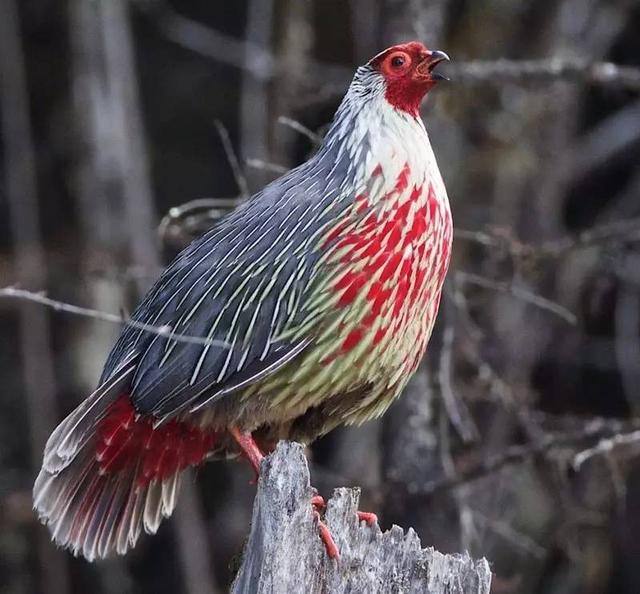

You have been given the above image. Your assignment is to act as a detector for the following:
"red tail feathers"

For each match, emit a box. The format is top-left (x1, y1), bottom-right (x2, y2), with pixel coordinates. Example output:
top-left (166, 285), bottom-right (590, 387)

top-left (96, 395), bottom-right (217, 486)
top-left (34, 386), bottom-right (217, 561)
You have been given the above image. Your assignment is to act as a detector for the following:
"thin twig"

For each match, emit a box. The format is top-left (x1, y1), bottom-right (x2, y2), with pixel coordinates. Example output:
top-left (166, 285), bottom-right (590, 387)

top-left (0, 3), bottom-right (71, 592)
top-left (450, 58), bottom-right (640, 91)
top-left (454, 228), bottom-right (503, 248)
top-left (537, 216), bottom-right (640, 257)
top-left (456, 216), bottom-right (640, 260)
top-left (136, 0), bottom-right (275, 80)
top-left (158, 197), bottom-right (238, 235)
top-left (157, 196), bottom-right (239, 248)
top-left (134, 0), bottom-right (350, 84)
top-left (438, 405), bottom-right (478, 553)
top-left (455, 271), bottom-right (577, 325)
top-left (0, 287), bottom-right (230, 348)
top-left (471, 509), bottom-right (547, 560)
top-left (452, 284), bottom-right (544, 442)
top-left (438, 298), bottom-right (479, 443)
top-left (573, 429), bottom-right (640, 470)
top-left (413, 418), bottom-right (640, 497)
top-left (214, 120), bottom-right (250, 199)
top-left (245, 158), bottom-right (289, 175)
top-left (277, 116), bottom-right (322, 145)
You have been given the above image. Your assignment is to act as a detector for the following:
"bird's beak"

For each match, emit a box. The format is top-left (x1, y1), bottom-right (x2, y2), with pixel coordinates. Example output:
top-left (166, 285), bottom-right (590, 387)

top-left (418, 49), bottom-right (450, 81)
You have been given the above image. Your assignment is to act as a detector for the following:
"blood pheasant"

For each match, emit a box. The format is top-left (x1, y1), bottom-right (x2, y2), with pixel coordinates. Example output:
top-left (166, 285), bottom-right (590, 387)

top-left (34, 42), bottom-right (452, 561)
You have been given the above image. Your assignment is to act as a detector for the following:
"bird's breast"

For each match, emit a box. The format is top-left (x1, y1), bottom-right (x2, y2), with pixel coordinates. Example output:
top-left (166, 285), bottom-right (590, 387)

top-left (235, 148), bottom-right (452, 427)
top-left (308, 159), bottom-right (452, 386)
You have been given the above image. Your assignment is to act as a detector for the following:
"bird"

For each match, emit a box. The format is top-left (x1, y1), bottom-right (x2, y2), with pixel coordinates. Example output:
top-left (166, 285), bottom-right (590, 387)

top-left (34, 41), bottom-right (452, 562)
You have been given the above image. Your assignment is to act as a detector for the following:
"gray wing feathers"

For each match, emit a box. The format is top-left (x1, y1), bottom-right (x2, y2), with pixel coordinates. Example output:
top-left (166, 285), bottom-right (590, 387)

top-left (100, 156), bottom-right (348, 420)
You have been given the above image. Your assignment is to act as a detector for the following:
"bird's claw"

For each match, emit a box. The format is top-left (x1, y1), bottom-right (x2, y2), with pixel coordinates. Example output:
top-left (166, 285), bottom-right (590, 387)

top-left (357, 510), bottom-right (378, 526)
top-left (311, 495), bottom-right (326, 511)
top-left (310, 494), bottom-right (338, 558)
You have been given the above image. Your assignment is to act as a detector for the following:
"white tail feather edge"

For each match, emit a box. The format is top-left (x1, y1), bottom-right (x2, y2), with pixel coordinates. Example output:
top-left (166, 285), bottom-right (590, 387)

top-left (33, 353), bottom-right (184, 561)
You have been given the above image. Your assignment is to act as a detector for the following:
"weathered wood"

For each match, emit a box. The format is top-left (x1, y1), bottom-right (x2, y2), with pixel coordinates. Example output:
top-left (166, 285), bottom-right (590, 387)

top-left (231, 442), bottom-right (492, 594)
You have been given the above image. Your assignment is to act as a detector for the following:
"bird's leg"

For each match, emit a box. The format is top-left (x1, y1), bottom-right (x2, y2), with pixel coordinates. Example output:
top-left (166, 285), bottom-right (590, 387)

top-left (311, 495), bottom-right (325, 510)
top-left (228, 426), bottom-right (264, 481)
top-left (309, 494), bottom-right (339, 558)
top-left (314, 510), bottom-right (339, 559)
top-left (228, 428), bottom-right (340, 559)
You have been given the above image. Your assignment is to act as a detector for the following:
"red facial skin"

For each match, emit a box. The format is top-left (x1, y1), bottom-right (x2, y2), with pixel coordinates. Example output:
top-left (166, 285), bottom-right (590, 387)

top-left (369, 42), bottom-right (444, 117)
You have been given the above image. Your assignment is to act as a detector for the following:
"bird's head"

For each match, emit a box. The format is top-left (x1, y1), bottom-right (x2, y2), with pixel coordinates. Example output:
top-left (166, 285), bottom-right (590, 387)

top-left (367, 42), bottom-right (449, 117)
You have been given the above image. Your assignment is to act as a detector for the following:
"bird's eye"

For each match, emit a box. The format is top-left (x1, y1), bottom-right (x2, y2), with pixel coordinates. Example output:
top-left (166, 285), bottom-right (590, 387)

top-left (391, 55), bottom-right (406, 68)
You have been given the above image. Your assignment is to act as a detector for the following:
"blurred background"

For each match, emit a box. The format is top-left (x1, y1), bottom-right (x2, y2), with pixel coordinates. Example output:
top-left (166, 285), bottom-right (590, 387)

top-left (1, 0), bottom-right (640, 593)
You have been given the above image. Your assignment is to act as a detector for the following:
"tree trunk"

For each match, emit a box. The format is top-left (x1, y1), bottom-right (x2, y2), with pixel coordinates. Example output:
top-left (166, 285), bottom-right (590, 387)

top-left (231, 442), bottom-right (492, 594)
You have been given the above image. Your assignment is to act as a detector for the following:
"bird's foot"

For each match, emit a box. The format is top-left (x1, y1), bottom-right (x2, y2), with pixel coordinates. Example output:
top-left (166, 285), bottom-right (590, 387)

top-left (310, 494), bottom-right (339, 559)
top-left (357, 510), bottom-right (378, 526)
top-left (227, 429), bottom-right (366, 560)
top-left (313, 493), bottom-right (378, 526)
top-left (311, 494), bottom-right (325, 511)
top-left (310, 494), bottom-right (377, 558)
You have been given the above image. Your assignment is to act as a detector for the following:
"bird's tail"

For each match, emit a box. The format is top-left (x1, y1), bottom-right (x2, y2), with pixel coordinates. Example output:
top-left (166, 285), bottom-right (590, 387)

top-left (33, 356), bottom-right (217, 561)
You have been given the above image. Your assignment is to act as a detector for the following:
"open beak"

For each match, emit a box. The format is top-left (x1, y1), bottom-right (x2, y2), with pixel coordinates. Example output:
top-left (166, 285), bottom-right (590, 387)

top-left (419, 49), bottom-right (450, 81)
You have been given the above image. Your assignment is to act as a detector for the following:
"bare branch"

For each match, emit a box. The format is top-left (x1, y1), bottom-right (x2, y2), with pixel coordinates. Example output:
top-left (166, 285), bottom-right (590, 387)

top-left (277, 116), bottom-right (322, 145)
top-left (245, 158), bottom-right (289, 175)
top-left (438, 299), bottom-right (479, 443)
top-left (158, 197), bottom-right (239, 247)
top-left (413, 417), bottom-right (640, 497)
top-left (133, 0), bottom-right (349, 84)
top-left (0, 287), bottom-right (230, 348)
top-left (456, 215), bottom-right (640, 266)
top-left (214, 120), bottom-right (250, 199)
top-left (454, 228), bottom-right (503, 248)
top-left (537, 216), bottom-right (640, 257)
top-left (573, 429), bottom-right (640, 470)
top-left (454, 271), bottom-right (578, 325)
top-left (134, 0), bottom-right (275, 80)
top-left (452, 284), bottom-right (544, 442)
top-left (450, 58), bottom-right (640, 91)
top-left (471, 508), bottom-right (547, 560)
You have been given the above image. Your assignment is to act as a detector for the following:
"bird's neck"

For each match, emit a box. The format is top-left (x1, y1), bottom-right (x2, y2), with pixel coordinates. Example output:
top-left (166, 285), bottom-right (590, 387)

top-left (318, 91), bottom-right (448, 215)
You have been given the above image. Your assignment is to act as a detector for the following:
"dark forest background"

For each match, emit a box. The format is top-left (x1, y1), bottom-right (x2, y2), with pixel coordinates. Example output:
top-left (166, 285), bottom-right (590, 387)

top-left (1, 0), bottom-right (640, 593)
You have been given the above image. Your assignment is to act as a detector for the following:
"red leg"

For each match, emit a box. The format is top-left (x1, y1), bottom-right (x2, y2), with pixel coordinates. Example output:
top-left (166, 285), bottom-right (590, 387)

top-left (228, 431), bottom-right (340, 559)
top-left (228, 426), bottom-right (264, 477)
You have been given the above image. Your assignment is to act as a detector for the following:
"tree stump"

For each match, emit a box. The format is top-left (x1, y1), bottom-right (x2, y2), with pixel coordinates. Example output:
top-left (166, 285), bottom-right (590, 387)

top-left (231, 442), bottom-right (492, 594)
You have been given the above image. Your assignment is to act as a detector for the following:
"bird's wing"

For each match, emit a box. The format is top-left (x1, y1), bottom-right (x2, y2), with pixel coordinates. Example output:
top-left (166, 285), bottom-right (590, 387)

top-left (102, 166), bottom-right (346, 420)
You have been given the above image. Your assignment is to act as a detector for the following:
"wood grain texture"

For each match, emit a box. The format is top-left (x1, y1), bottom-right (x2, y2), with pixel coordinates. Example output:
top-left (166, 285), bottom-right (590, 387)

top-left (231, 442), bottom-right (492, 594)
